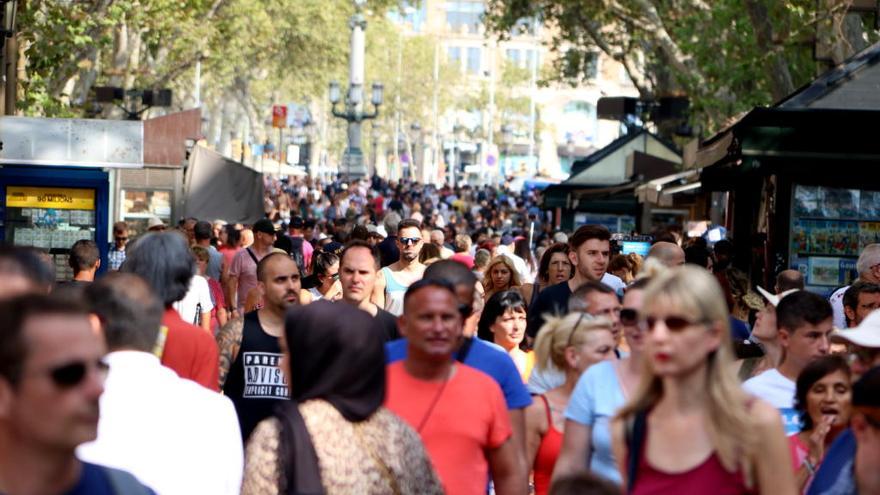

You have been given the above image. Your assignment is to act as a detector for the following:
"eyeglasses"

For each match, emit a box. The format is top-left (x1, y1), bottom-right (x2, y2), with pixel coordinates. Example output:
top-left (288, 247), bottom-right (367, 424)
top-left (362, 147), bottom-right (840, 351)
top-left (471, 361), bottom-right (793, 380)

top-left (639, 315), bottom-right (707, 332)
top-left (35, 359), bottom-right (110, 389)
top-left (399, 237), bottom-right (422, 246)
top-left (115, 236), bottom-right (128, 242)
top-left (620, 308), bottom-right (639, 326)
top-left (567, 312), bottom-right (588, 347)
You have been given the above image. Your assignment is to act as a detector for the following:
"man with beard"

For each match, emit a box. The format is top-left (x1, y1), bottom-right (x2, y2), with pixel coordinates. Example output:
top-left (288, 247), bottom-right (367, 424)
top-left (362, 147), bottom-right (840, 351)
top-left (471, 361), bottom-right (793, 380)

top-left (373, 219), bottom-right (427, 316)
top-left (217, 253), bottom-right (301, 441)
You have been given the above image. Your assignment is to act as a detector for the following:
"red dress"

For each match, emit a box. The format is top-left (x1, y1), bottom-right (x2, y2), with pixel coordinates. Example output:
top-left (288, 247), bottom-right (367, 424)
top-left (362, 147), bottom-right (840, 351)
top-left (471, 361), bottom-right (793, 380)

top-left (532, 395), bottom-right (563, 495)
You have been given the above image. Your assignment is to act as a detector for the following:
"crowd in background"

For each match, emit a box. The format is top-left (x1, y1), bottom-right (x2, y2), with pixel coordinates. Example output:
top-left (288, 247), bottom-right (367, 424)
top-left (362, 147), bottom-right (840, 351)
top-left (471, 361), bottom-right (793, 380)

top-left (1, 175), bottom-right (880, 495)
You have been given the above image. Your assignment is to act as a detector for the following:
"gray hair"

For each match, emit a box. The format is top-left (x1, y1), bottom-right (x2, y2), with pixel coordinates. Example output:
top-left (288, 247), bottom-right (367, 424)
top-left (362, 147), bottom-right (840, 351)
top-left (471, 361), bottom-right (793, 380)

top-left (383, 212), bottom-right (402, 236)
top-left (121, 232), bottom-right (194, 306)
top-left (857, 244), bottom-right (880, 276)
top-left (85, 273), bottom-right (163, 353)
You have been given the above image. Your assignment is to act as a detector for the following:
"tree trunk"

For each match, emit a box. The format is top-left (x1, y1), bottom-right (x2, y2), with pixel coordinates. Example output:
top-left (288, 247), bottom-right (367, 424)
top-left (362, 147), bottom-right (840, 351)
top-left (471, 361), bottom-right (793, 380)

top-left (743, 0), bottom-right (795, 101)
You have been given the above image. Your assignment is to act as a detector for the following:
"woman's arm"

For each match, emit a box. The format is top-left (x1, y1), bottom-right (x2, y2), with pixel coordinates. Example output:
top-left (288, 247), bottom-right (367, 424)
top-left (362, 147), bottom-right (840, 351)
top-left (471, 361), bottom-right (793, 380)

top-left (750, 400), bottom-right (798, 495)
top-left (524, 399), bottom-right (548, 468)
top-left (551, 420), bottom-right (593, 483)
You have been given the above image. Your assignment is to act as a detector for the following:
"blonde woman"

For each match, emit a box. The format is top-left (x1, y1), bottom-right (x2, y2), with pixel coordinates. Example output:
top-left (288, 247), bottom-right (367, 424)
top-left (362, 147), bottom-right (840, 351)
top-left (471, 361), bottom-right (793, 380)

top-left (525, 312), bottom-right (615, 495)
top-left (610, 266), bottom-right (796, 494)
top-left (482, 255), bottom-right (523, 302)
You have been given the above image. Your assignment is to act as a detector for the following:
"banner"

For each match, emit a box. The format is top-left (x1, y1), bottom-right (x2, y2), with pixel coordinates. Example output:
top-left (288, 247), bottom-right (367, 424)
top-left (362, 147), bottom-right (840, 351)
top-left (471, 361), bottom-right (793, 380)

top-left (6, 186), bottom-right (95, 210)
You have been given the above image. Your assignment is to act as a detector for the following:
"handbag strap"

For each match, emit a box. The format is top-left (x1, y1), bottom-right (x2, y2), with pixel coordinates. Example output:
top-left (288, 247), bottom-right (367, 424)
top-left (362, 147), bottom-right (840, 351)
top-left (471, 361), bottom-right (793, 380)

top-left (352, 423), bottom-right (402, 495)
top-left (625, 409), bottom-right (648, 493)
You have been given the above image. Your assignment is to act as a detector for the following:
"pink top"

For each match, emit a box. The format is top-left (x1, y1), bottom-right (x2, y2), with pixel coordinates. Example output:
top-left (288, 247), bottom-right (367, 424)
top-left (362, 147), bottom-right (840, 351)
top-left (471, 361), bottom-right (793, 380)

top-left (787, 433), bottom-right (815, 493)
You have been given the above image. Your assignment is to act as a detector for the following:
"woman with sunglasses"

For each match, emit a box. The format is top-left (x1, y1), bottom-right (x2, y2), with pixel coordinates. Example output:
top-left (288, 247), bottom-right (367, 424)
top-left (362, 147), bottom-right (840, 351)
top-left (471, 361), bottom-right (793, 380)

top-left (789, 355), bottom-right (852, 494)
top-left (552, 278), bottom-right (650, 486)
top-left (520, 243), bottom-right (573, 310)
top-left (526, 312), bottom-right (615, 495)
top-left (483, 255), bottom-right (523, 303)
top-left (306, 251), bottom-right (341, 302)
top-left (478, 290), bottom-right (534, 381)
top-left (610, 266), bottom-right (796, 494)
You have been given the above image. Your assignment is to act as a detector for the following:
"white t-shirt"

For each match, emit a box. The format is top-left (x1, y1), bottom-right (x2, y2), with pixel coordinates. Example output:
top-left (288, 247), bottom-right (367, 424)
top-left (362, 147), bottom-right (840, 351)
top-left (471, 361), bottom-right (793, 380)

top-left (742, 368), bottom-right (800, 435)
top-left (601, 272), bottom-right (626, 293)
top-left (173, 275), bottom-right (214, 325)
top-left (829, 285), bottom-right (849, 329)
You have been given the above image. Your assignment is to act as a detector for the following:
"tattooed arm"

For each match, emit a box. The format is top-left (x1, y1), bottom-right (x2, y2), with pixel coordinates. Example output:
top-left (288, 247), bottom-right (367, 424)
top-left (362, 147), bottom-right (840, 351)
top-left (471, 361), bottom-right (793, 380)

top-left (216, 317), bottom-right (244, 390)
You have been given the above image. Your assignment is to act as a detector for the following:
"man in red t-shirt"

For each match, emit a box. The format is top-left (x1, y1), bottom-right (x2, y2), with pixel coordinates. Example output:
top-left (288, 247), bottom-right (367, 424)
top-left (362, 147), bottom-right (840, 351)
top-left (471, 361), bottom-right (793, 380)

top-left (385, 279), bottom-right (526, 495)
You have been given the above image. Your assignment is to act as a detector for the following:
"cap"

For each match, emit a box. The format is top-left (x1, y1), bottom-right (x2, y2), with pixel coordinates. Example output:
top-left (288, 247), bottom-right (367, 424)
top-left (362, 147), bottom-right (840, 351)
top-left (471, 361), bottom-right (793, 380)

top-left (501, 234), bottom-right (514, 245)
top-left (290, 216), bottom-right (305, 229)
top-left (323, 241), bottom-right (344, 254)
top-left (756, 286), bottom-right (799, 307)
top-left (366, 225), bottom-right (385, 238)
top-left (253, 219), bottom-right (277, 235)
top-left (147, 217), bottom-right (166, 230)
top-left (831, 309), bottom-right (880, 348)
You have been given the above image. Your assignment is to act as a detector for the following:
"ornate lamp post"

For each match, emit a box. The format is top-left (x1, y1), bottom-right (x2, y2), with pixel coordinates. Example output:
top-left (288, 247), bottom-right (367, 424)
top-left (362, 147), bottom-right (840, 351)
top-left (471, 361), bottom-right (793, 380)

top-left (500, 124), bottom-right (513, 178)
top-left (329, 0), bottom-right (384, 180)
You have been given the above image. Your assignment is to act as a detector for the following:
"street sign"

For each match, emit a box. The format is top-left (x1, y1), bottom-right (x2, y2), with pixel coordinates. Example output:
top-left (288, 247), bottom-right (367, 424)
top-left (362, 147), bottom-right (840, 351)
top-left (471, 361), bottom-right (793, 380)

top-left (272, 105), bottom-right (287, 128)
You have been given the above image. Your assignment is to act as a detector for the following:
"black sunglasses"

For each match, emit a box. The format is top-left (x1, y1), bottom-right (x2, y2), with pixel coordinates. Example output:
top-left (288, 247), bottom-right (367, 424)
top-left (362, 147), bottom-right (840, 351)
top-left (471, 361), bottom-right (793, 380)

top-left (620, 308), bottom-right (639, 326)
top-left (399, 237), bottom-right (421, 246)
top-left (48, 359), bottom-right (109, 388)
top-left (639, 315), bottom-right (706, 332)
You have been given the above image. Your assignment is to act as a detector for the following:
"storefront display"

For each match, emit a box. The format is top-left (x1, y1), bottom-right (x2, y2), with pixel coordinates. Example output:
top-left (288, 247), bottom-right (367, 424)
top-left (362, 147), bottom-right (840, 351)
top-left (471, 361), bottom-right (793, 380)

top-left (121, 189), bottom-right (173, 236)
top-left (790, 185), bottom-right (880, 288)
top-left (4, 186), bottom-right (97, 280)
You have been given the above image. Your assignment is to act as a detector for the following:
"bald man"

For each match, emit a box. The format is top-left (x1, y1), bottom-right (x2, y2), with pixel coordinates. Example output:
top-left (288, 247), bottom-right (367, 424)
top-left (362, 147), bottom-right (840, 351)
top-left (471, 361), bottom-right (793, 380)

top-left (776, 269), bottom-right (805, 293)
top-left (647, 241), bottom-right (685, 268)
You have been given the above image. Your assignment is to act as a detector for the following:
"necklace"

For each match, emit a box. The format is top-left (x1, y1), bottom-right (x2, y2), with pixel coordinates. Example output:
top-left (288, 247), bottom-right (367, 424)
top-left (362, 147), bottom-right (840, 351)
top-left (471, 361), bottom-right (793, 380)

top-left (416, 365), bottom-right (454, 433)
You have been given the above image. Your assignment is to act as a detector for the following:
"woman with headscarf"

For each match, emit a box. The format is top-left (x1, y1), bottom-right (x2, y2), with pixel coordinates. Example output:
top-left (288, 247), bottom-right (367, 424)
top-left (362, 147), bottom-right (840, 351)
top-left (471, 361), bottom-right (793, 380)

top-left (241, 301), bottom-right (442, 494)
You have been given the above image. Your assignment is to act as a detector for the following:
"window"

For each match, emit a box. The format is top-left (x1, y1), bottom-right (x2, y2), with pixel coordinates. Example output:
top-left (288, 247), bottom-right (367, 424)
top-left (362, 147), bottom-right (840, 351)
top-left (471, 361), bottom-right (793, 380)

top-left (506, 48), bottom-right (521, 66)
top-left (445, 1), bottom-right (484, 34)
top-left (466, 47), bottom-right (481, 74)
top-left (448, 46), bottom-right (461, 63)
top-left (584, 53), bottom-right (599, 80)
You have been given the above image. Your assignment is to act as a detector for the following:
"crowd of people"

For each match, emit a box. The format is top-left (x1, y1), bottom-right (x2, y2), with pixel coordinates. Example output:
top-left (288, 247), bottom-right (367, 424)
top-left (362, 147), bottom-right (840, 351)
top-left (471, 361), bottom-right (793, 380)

top-left (1, 175), bottom-right (880, 495)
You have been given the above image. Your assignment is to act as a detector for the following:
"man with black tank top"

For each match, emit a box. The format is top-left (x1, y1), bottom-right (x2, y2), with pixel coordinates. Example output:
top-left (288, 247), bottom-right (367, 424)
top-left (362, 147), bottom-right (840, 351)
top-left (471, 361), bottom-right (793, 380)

top-left (216, 252), bottom-right (301, 441)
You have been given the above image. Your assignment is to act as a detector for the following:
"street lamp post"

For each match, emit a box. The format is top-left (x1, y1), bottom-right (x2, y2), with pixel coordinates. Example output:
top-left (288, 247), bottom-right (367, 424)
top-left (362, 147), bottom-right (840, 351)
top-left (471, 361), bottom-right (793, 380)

top-left (409, 122), bottom-right (421, 182)
top-left (450, 124), bottom-right (465, 188)
top-left (329, 0), bottom-right (383, 180)
top-left (370, 122), bottom-right (382, 177)
top-left (501, 124), bottom-right (513, 179)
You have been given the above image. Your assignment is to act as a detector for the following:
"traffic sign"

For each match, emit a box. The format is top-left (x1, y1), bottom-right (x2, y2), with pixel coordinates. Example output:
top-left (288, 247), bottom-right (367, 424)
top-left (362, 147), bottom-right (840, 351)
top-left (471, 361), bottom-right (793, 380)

top-left (272, 105), bottom-right (287, 128)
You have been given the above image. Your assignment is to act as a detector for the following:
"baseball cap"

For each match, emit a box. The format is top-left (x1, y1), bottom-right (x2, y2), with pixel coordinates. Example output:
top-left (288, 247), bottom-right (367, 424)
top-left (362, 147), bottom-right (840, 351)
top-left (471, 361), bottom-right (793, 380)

top-left (252, 219), bottom-right (277, 235)
top-left (831, 308), bottom-right (880, 348)
top-left (756, 286), bottom-right (799, 307)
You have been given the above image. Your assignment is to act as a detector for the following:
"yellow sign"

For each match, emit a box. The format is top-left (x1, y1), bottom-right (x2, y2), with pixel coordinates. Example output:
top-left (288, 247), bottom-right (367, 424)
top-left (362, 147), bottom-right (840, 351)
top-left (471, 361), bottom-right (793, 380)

top-left (6, 186), bottom-right (96, 210)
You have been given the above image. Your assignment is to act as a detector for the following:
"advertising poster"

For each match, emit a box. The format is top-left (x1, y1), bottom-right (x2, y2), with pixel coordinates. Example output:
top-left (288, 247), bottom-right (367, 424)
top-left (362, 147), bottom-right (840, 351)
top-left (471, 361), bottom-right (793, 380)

top-left (793, 186), bottom-right (821, 217)
top-left (809, 257), bottom-right (841, 286)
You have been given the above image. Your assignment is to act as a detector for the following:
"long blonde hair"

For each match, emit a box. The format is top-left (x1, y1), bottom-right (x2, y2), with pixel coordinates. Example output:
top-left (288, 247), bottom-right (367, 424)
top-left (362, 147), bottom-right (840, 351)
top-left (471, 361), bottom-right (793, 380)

top-left (533, 313), bottom-right (613, 371)
top-left (483, 255), bottom-right (522, 296)
top-left (615, 266), bottom-right (757, 485)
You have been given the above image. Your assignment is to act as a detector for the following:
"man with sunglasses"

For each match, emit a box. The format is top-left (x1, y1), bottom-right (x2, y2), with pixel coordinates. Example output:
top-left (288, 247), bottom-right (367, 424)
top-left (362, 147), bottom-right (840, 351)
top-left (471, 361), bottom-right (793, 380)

top-left (217, 252), bottom-right (300, 442)
top-left (743, 290), bottom-right (834, 435)
top-left (78, 273), bottom-right (242, 494)
top-left (373, 219), bottom-right (427, 317)
top-left (107, 221), bottom-right (128, 272)
top-left (0, 293), bottom-right (155, 494)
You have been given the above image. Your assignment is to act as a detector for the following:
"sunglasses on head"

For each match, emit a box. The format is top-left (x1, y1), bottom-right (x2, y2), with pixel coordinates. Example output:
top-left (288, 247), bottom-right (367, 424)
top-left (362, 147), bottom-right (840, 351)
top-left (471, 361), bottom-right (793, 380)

top-left (46, 359), bottom-right (109, 389)
top-left (399, 237), bottom-right (421, 246)
top-left (639, 315), bottom-right (707, 332)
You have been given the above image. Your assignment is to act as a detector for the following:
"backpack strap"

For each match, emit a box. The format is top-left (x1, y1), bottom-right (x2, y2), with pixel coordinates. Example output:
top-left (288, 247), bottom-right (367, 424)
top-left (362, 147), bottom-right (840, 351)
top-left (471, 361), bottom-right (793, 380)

top-left (625, 409), bottom-right (648, 493)
top-left (245, 248), bottom-right (260, 265)
top-left (102, 465), bottom-right (153, 495)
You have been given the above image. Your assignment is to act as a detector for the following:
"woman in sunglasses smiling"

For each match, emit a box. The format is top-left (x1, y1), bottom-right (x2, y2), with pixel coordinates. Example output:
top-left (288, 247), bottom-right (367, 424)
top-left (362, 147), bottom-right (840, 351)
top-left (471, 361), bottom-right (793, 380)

top-left (611, 266), bottom-right (796, 494)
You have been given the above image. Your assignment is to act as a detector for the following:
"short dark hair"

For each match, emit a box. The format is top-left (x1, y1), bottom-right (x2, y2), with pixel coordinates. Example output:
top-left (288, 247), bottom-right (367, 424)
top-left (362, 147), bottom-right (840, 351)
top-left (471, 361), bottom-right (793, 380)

top-left (569, 280), bottom-right (616, 313)
top-left (776, 270), bottom-right (805, 292)
top-left (257, 252), bottom-right (299, 282)
top-left (120, 232), bottom-right (194, 306)
top-left (84, 273), bottom-right (163, 352)
top-left (477, 290), bottom-right (527, 342)
top-left (0, 245), bottom-right (54, 292)
top-left (194, 221), bottom-right (213, 241)
top-left (776, 290), bottom-right (833, 332)
top-left (68, 239), bottom-right (100, 273)
top-left (569, 225), bottom-right (611, 251)
top-left (424, 259), bottom-right (477, 289)
top-left (549, 471), bottom-right (621, 495)
top-left (113, 221), bottom-right (128, 236)
top-left (0, 293), bottom-right (90, 385)
top-left (403, 278), bottom-right (457, 310)
top-left (794, 355), bottom-right (850, 431)
top-left (843, 281), bottom-right (880, 311)
top-left (397, 219), bottom-right (422, 233)
top-left (341, 240), bottom-right (380, 270)
top-left (225, 225), bottom-right (242, 247)
top-left (311, 251), bottom-right (340, 277)
top-left (684, 245), bottom-right (711, 268)
top-left (538, 243), bottom-right (572, 282)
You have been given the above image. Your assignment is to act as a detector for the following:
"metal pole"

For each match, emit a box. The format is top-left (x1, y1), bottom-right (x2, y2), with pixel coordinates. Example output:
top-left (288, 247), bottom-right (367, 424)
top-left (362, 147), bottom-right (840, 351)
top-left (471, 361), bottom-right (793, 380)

top-left (194, 59), bottom-right (201, 108)
top-left (432, 39), bottom-right (440, 185)
top-left (394, 31), bottom-right (403, 181)
top-left (526, 46), bottom-right (537, 177)
top-left (346, 9), bottom-right (367, 178)
top-left (486, 43), bottom-right (495, 186)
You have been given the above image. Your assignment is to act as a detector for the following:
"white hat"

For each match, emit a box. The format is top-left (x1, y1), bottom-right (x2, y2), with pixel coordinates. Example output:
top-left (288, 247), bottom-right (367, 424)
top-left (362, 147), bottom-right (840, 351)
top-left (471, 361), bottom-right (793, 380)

top-left (756, 286), bottom-right (799, 307)
top-left (832, 309), bottom-right (880, 348)
top-left (147, 217), bottom-right (166, 230)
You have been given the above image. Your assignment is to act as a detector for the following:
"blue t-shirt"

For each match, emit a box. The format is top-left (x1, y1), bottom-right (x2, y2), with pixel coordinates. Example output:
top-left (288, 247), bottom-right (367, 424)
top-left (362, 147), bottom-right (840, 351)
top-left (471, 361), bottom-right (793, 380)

top-left (806, 428), bottom-right (856, 495)
top-left (564, 361), bottom-right (625, 485)
top-left (385, 337), bottom-right (532, 410)
top-left (61, 462), bottom-right (156, 495)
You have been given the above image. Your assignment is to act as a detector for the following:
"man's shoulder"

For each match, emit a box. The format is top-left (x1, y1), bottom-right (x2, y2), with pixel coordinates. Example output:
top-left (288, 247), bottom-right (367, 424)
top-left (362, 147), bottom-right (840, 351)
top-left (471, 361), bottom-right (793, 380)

top-left (536, 281), bottom-right (571, 301)
top-left (456, 362), bottom-right (504, 390)
top-left (75, 462), bottom-right (156, 495)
